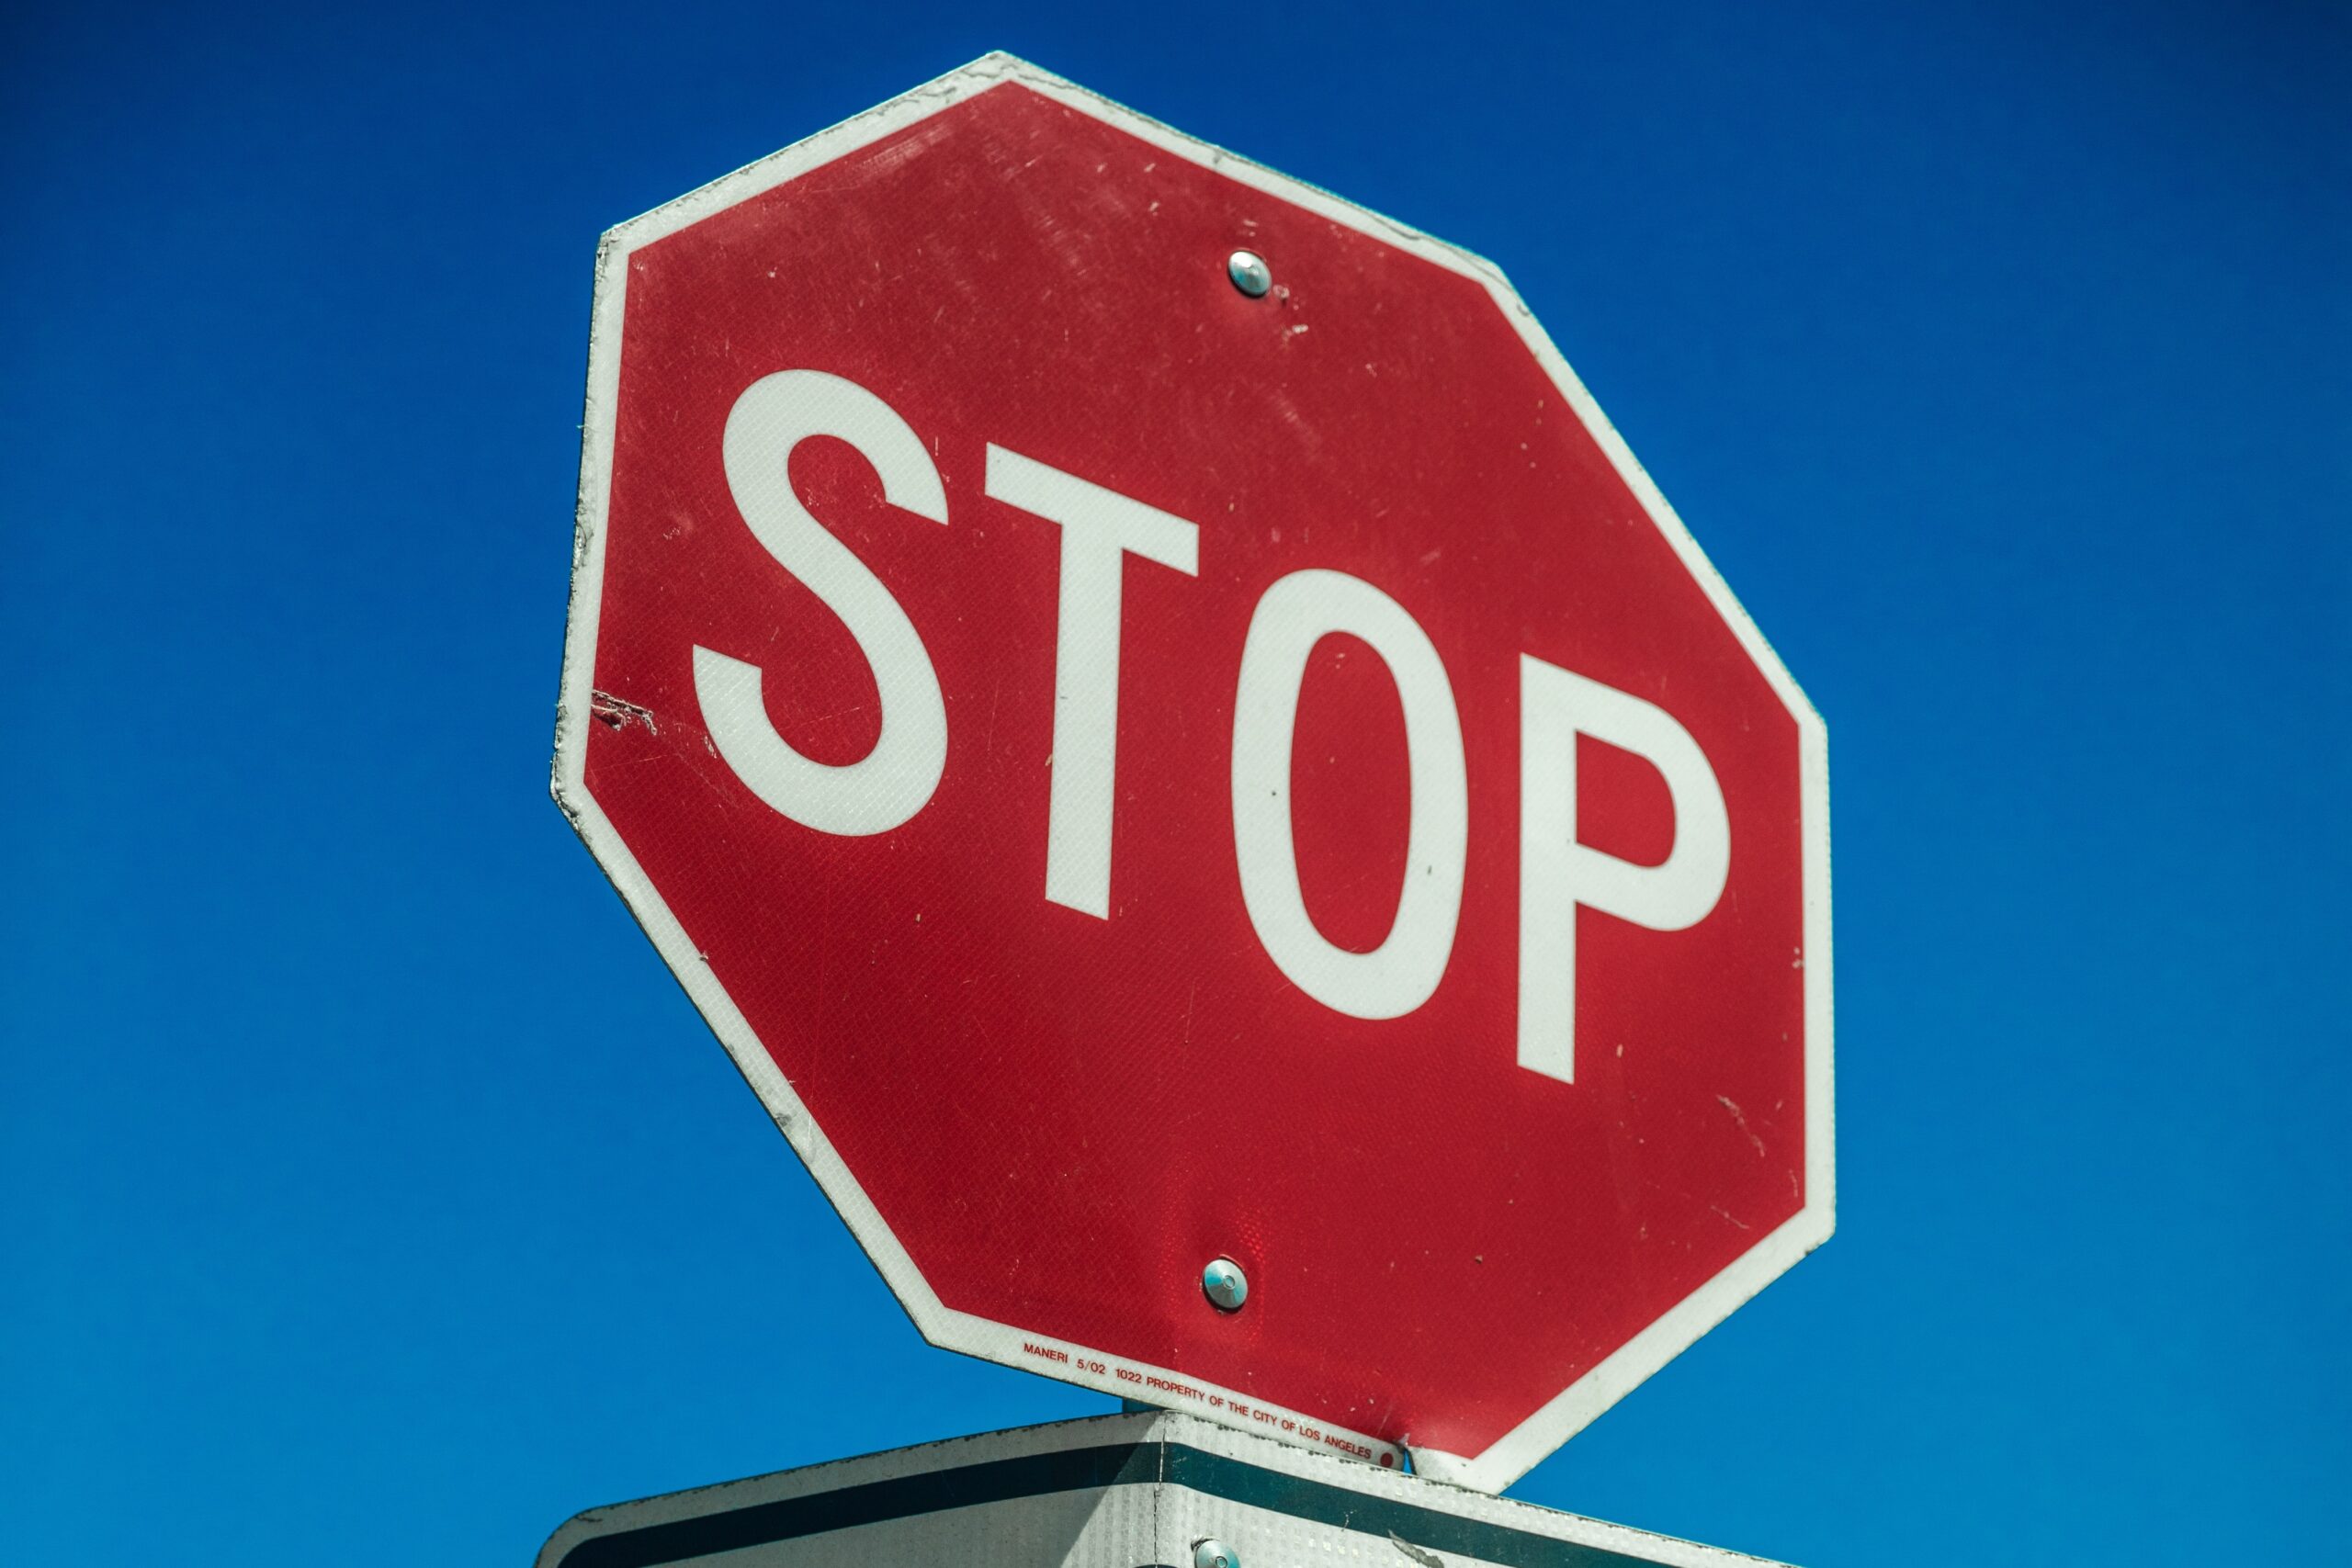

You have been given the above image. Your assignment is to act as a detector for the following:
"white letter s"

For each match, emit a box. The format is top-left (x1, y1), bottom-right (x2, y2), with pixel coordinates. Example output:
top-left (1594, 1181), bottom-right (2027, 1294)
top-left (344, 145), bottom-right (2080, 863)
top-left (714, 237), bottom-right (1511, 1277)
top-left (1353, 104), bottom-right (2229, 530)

top-left (693, 370), bottom-right (949, 836)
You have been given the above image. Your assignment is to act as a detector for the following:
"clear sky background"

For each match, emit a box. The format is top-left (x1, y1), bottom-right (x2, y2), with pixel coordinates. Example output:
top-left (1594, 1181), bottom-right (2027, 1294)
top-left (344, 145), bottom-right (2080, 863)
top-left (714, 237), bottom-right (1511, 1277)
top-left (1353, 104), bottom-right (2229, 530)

top-left (4, 4), bottom-right (2345, 1564)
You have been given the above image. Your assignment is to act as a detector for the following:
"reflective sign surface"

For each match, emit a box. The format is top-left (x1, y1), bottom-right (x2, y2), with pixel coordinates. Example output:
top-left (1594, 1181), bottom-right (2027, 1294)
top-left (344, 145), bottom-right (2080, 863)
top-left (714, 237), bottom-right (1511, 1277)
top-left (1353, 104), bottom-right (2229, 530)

top-left (556, 55), bottom-right (1832, 1492)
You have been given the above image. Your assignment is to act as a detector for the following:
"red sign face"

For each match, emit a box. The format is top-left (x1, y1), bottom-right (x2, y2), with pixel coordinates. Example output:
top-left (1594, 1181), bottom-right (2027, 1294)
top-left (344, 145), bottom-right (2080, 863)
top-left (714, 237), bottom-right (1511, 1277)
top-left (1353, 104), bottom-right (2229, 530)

top-left (556, 55), bottom-right (1831, 1493)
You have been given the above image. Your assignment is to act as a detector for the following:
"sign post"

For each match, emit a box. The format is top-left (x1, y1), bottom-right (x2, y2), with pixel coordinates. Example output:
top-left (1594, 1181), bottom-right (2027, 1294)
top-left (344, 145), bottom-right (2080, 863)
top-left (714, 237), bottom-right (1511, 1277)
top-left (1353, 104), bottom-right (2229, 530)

top-left (552, 49), bottom-right (1830, 1548)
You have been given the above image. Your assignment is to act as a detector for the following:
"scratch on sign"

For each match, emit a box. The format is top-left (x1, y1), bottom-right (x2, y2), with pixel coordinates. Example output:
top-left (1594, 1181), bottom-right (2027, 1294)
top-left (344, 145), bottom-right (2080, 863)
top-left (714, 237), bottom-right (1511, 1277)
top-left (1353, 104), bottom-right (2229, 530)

top-left (590, 690), bottom-right (659, 735)
top-left (1716, 1094), bottom-right (1767, 1158)
top-left (1390, 1532), bottom-right (1445, 1568)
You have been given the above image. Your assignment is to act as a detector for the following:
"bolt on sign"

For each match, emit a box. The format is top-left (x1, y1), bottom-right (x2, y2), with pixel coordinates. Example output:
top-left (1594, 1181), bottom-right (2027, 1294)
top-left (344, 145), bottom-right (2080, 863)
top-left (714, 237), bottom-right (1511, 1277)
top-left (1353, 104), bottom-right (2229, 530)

top-left (554, 53), bottom-right (1832, 1493)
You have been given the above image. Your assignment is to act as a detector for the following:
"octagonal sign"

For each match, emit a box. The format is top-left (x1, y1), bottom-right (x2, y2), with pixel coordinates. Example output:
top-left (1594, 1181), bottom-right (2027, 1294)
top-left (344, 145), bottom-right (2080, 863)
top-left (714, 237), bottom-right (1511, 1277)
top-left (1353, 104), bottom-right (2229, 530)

top-left (554, 54), bottom-right (1832, 1493)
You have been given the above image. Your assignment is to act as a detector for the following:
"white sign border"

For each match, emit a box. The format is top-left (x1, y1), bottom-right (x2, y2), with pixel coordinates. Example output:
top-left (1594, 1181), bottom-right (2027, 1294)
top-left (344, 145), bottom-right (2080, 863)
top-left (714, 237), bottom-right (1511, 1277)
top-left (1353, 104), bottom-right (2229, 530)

top-left (552, 51), bottom-right (1833, 1495)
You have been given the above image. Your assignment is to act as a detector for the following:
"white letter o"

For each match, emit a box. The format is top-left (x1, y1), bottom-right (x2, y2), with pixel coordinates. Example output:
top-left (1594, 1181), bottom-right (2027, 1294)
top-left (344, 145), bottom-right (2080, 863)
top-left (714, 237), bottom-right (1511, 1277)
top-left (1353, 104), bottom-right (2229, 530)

top-left (1230, 570), bottom-right (1467, 1020)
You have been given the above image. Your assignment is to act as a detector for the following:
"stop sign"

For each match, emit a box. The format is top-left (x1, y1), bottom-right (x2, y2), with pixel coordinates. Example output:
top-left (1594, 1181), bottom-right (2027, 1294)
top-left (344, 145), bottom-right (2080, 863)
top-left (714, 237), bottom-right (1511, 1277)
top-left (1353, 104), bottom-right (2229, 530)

top-left (554, 54), bottom-right (1831, 1493)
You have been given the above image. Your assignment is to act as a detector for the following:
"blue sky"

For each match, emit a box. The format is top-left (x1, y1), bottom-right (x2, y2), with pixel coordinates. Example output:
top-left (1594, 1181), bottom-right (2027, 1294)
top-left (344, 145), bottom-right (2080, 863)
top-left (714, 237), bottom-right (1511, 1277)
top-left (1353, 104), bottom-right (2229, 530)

top-left (3, 3), bottom-right (2345, 1564)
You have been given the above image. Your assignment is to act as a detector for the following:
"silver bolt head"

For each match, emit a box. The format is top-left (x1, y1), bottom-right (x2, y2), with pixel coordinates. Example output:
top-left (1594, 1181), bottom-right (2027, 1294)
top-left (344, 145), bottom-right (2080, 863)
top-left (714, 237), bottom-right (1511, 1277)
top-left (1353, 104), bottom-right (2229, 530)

top-left (1194, 1539), bottom-right (1240, 1568)
top-left (1227, 249), bottom-right (1272, 298)
top-left (1202, 1257), bottom-right (1249, 1312)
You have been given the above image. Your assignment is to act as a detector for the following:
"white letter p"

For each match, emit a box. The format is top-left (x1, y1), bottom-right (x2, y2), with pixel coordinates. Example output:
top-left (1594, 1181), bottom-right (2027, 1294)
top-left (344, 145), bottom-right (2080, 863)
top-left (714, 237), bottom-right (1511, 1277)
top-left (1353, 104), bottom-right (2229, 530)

top-left (1518, 654), bottom-right (1730, 1084)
